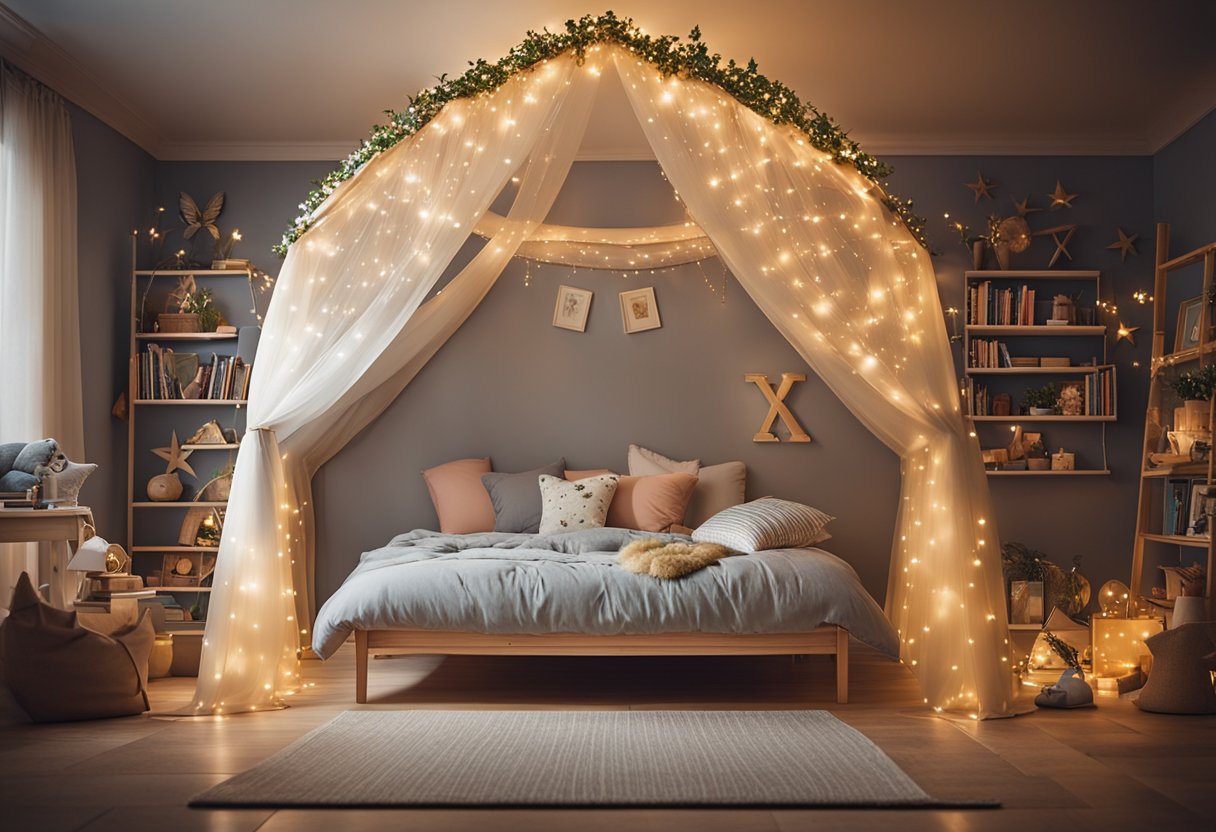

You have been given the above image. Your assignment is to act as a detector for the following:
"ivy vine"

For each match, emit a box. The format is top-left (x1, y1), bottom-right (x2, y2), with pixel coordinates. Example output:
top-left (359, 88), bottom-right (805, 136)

top-left (274, 11), bottom-right (926, 256)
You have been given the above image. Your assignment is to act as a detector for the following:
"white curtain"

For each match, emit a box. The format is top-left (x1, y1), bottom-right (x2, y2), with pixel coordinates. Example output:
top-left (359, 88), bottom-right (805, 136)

top-left (0, 63), bottom-right (83, 614)
top-left (611, 51), bottom-right (1014, 717)
top-left (194, 46), bottom-right (1016, 718)
top-left (191, 54), bottom-right (600, 712)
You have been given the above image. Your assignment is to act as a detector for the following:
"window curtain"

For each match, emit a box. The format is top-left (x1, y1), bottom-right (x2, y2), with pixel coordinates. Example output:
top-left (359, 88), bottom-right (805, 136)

top-left (0, 63), bottom-right (83, 614)
top-left (190, 54), bottom-right (600, 713)
top-left (193, 46), bottom-right (1016, 718)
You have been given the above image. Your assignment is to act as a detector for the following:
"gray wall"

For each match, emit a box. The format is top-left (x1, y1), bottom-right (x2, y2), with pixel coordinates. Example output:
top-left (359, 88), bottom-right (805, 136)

top-left (69, 103), bottom-right (155, 541)
top-left (1154, 109), bottom-right (1216, 255)
top-left (70, 113), bottom-right (1212, 612)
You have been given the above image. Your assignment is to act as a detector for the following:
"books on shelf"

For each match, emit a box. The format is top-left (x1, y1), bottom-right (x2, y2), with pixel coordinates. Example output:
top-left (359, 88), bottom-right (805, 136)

top-left (969, 338), bottom-right (1013, 369)
top-left (1082, 366), bottom-right (1116, 416)
top-left (967, 281), bottom-right (1035, 326)
top-left (138, 346), bottom-right (252, 400)
top-left (971, 383), bottom-right (990, 416)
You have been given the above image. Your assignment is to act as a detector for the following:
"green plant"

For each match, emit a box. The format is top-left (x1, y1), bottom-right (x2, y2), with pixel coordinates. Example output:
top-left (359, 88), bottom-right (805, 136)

top-left (1023, 383), bottom-right (1057, 411)
top-left (1171, 364), bottom-right (1216, 401)
top-left (184, 288), bottom-right (224, 332)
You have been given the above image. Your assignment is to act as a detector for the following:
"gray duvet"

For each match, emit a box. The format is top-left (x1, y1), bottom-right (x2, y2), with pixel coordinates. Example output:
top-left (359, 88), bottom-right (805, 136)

top-left (312, 528), bottom-right (899, 659)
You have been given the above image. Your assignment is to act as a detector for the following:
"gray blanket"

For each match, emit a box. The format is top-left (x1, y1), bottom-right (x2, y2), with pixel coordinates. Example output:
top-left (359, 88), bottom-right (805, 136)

top-left (312, 528), bottom-right (899, 659)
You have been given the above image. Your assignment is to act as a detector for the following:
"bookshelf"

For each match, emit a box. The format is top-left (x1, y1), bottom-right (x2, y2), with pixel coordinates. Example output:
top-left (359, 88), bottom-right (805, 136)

top-left (1129, 224), bottom-right (1216, 613)
top-left (126, 254), bottom-right (266, 628)
top-left (961, 270), bottom-right (1114, 477)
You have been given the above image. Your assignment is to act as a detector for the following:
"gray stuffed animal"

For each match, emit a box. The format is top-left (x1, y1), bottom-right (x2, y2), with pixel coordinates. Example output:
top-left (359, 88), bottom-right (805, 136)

top-left (0, 439), bottom-right (61, 493)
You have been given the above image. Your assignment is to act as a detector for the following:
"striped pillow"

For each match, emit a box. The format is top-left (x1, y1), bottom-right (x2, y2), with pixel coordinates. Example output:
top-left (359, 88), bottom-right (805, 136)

top-left (691, 497), bottom-right (834, 552)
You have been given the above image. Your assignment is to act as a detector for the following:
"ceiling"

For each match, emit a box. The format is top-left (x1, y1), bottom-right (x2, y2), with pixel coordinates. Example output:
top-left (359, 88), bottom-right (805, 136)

top-left (2, 0), bottom-right (1213, 161)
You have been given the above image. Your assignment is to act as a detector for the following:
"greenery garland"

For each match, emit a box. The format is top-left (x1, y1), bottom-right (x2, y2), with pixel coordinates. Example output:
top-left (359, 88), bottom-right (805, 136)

top-left (273, 11), bottom-right (927, 256)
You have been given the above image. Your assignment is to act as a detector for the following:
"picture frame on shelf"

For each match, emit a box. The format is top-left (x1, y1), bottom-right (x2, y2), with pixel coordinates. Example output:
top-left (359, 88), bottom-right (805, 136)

top-left (1164, 478), bottom-right (1190, 536)
top-left (1186, 481), bottom-right (1213, 537)
top-left (1175, 296), bottom-right (1210, 352)
top-left (552, 285), bottom-right (593, 332)
top-left (619, 287), bottom-right (662, 334)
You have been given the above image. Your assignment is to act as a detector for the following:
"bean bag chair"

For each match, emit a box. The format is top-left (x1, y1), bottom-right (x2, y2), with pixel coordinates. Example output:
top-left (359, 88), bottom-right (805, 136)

top-left (1135, 622), bottom-right (1216, 715)
top-left (0, 572), bottom-right (154, 722)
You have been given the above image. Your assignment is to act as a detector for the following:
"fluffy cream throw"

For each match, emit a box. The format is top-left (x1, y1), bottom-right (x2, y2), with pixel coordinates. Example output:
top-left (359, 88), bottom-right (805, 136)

top-left (618, 538), bottom-right (735, 579)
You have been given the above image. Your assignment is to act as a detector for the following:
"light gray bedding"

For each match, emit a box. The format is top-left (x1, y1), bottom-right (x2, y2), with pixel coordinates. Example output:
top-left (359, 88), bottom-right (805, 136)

top-left (312, 528), bottom-right (899, 659)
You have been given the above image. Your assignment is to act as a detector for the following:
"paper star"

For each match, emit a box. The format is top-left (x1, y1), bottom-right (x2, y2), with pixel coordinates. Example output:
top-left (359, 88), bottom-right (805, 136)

top-left (965, 171), bottom-right (997, 202)
top-left (1012, 196), bottom-right (1042, 217)
top-left (1116, 323), bottom-right (1139, 346)
top-left (1107, 228), bottom-right (1139, 262)
top-left (1033, 223), bottom-right (1077, 267)
top-left (1047, 181), bottom-right (1077, 208)
top-left (152, 430), bottom-right (196, 477)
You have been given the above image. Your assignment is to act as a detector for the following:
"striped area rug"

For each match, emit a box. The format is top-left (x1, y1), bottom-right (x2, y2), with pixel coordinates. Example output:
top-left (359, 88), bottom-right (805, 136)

top-left (191, 710), bottom-right (996, 808)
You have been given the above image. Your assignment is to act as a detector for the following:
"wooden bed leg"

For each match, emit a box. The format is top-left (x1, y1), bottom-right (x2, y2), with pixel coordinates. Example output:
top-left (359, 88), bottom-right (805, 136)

top-left (355, 630), bottom-right (369, 704)
top-left (835, 627), bottom-right (849, 704)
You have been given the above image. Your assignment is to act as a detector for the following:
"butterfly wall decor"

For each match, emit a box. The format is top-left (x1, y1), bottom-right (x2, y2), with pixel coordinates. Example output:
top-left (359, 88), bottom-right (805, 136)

top-left (179, 191), bottom-right (225, 240)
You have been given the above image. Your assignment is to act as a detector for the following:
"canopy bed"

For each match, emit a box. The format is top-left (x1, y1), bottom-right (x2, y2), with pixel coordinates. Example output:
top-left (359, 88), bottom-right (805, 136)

top-left (189, 13), bottom-right (1018, 719)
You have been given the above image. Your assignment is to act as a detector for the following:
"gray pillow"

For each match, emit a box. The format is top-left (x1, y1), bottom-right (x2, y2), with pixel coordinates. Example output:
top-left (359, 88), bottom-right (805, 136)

top-left (12, 439), bottom-right (59, 474)
top-left (481, 459), bottom-right (566, 534)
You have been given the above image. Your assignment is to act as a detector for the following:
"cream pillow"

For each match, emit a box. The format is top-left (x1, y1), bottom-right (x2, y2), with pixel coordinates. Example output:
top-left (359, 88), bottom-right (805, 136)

top-left (627, 444), bottom-right (745, 526)
top-left (538, 474), bottom-right (619, 535)
top-left (692, 497), bottom-right (834, 552)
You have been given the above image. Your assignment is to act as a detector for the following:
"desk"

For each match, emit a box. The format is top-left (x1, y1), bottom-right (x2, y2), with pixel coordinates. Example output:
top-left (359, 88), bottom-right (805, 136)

top-left (0, 506), bottom-right (95, 608)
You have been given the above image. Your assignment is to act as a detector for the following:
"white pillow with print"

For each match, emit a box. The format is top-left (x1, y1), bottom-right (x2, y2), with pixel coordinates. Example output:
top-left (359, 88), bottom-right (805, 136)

top-left (537, 474), bottom-right (619, 535)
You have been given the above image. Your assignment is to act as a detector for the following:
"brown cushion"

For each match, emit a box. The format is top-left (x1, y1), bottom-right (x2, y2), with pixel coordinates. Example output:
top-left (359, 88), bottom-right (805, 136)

top-left (1136, 622), bottom-right (1216, 715)
top-left (0, 573), bottom-right (154, 722)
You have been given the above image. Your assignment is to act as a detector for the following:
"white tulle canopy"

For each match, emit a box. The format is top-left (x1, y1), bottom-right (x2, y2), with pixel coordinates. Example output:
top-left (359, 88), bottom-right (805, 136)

top-left (192, 44), bottom-right (1017, 719)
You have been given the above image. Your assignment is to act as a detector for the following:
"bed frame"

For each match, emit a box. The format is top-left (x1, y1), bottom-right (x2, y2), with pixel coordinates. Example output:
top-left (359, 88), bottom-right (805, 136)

top-left (353, 625), bottom-right (849, 704)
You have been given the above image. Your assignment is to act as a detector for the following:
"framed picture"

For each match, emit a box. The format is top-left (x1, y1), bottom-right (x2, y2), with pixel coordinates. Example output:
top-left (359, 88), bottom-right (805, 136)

top-left (552, 285), bottom-right (592, 332)
top-left (1187, 481), bottom-right (1213, 537)
top-left (1164, 478), bottom-right (1190, 536)
top-left (619, 287), bottom-right (661, 334)
top-left (1175, 296), bottom-right (1210, 352)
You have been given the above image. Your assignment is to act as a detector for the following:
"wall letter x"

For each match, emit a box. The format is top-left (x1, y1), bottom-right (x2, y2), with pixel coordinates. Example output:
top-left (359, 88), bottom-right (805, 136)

top-left (745, 373), bottom-right (811, 443)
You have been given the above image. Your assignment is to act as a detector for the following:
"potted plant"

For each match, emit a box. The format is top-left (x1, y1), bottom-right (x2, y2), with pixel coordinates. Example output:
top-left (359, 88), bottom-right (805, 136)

top-left (183, 288), bottom-right (224, 332)
top-left (1023, 383), bottom-right (1057, 416)
top-left (1171, 364), bottom-right (1216, 432)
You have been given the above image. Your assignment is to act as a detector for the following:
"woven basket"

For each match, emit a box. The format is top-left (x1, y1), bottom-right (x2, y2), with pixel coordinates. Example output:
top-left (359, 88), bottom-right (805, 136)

top-left (158, 312), bottom-right (200, 333)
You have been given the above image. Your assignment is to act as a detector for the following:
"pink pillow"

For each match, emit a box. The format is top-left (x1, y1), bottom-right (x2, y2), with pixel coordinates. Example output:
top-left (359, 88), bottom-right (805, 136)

top-left (421, 457), bottom-right (495, 534)
top-left (606, 473), bottom-right (699, 532)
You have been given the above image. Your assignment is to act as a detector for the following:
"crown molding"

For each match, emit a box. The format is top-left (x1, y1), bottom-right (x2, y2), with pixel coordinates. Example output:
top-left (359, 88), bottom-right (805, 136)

top-left (0, 3), bottom-right (162, 156)
top-left (156, 140), bottom-right (356, 162)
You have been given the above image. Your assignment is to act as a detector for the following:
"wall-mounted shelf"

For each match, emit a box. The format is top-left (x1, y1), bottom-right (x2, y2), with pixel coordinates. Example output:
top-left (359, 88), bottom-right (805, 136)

top-left (133, 399), bottom-right (246, 406)
top-left (987, 469), bottom-right (1110, 477)
top-left (1139, 533), bottom-right (1210, 550)
top-left (965, 366), bottom-right (1103, 376)
top-left (971, 415), bottom-right (1116, 422)
top-left (181, 443), bottom-right (241, 451)
top-left (966, 325), bottom-right (1106, 337)
top-left (130, 546), bottom-right (220, 553)
top-left (135, 332), bottom-right (238, 341)
top-left (132, 501), bottom-right (228, 508)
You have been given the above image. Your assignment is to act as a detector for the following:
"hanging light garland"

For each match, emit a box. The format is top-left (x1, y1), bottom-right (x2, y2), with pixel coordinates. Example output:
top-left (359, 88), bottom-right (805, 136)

top-left (273, 11), bottom-right (927, 256)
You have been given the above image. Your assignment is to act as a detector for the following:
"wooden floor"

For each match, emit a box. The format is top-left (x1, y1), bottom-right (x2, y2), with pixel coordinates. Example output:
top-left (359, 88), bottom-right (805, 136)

top-left (1, 642), bottom-right (1213, 831)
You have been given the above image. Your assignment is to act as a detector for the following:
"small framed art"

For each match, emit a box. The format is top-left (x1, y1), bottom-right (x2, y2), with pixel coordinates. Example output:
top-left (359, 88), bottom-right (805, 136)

top-left (619, 286), bottom-right (661, 334)
top-left (552, 285), bottom-right (593, 332)
top-left (1175, 296), bottom-right (1210, 352)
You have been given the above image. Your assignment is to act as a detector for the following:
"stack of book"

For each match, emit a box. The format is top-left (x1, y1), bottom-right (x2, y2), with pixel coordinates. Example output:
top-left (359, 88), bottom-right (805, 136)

top-left (138, 347), bottom-right (252, 400)
top-left (1084, 366), bottom-right (1116, 416)
top-left (968, 282), bottom-right (1036, 326)
top-left (969, 338), bottom-right (1012, 368)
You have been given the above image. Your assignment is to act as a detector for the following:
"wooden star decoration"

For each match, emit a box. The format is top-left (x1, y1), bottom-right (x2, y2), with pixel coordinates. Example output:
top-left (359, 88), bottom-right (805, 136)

top-left (965, 171), bottom-right (998, 202)
top-left (1012, 195), bottom-right (1042, 217)
top-left (1116, 322), bottom-right (1139, 346)
top-left (1047, 180), bottom-right (1077, 208)
top-left (1107, 227), bottom-right (1139, 262)
top-left (1033, 224), bottom-right (1078, 268)
top-left (152, 430), bottom-right (196, 477)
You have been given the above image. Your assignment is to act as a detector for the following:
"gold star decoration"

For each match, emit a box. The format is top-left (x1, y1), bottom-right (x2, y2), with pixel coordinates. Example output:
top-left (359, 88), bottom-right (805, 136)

top-left (152, 430), bottom-right (196, 477)
top-left (1012, 195), bottom-right (1042, 217)
top-left (1047, 180), bottom-right (1077, 208)
top-left (965, 171), bottom-right (997, 202)
top-left (1116, 322), bottom-right (1139, 346)
top-left (1033, 223), bottom-right (1078, 267)
top-left (1107, 227), bottom-right (1139, 262)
